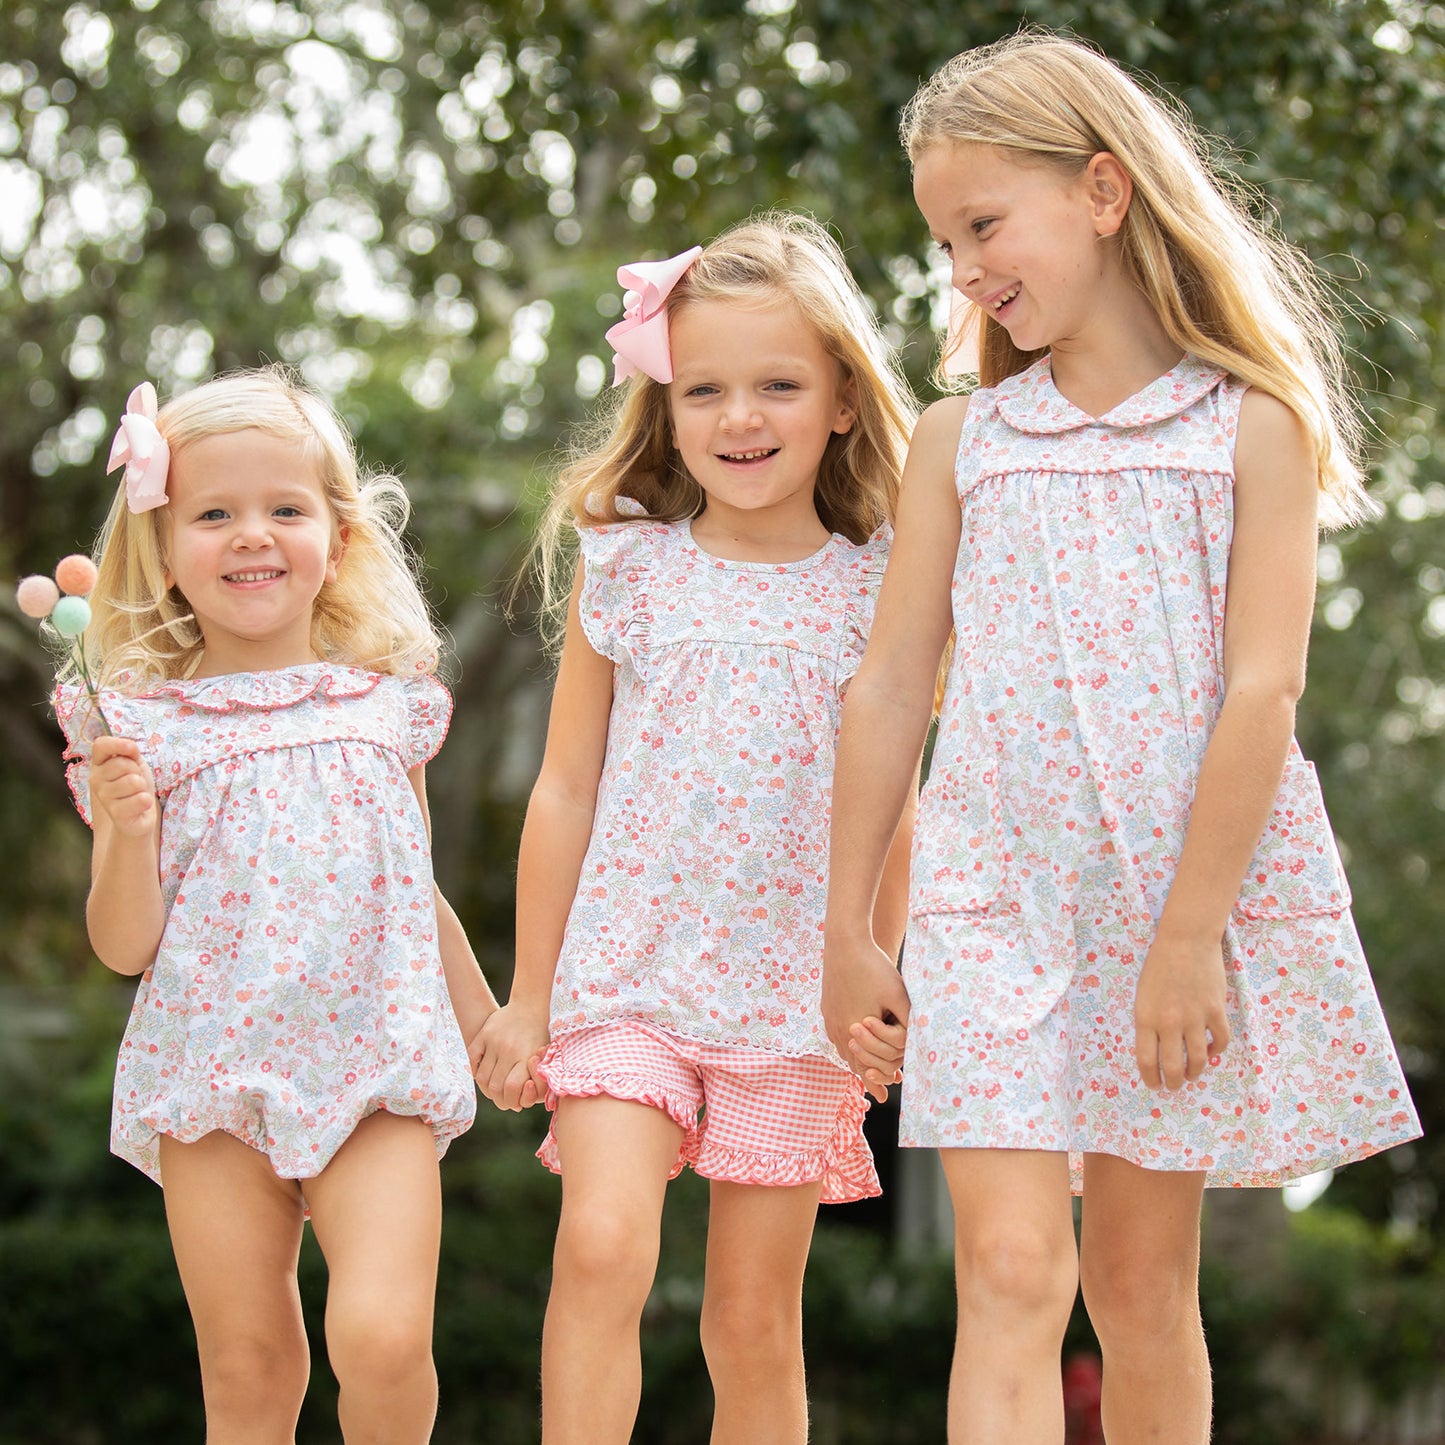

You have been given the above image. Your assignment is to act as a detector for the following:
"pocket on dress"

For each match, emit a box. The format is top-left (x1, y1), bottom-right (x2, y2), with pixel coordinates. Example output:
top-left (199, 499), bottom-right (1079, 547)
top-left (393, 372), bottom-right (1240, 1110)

top-left (1233, 758), bottom-right (1351, 920)
top-left (908, 758), bottom-right (1007, 916)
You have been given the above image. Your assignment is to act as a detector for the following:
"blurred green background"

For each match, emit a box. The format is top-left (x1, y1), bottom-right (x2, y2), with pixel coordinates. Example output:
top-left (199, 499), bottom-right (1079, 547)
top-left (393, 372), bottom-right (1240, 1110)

top-left (1, 2), bottom-right (1441, 1441)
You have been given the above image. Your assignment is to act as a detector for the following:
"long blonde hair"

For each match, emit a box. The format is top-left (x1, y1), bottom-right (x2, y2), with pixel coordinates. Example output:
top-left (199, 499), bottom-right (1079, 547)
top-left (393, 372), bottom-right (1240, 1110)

top-left (530, 212), bottom-right (917, 644)
top-left (902, 31), bottom-right (1374, 527)
top-left (72, 366), bottom-right (442, 688)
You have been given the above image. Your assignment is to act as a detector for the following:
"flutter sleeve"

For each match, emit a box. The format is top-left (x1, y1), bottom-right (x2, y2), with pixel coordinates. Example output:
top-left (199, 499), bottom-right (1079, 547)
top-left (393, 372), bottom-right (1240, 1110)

top-left (400, 673), bottom-right (454, 769)
top-left (574, 497), bottom-right (655, 676)
top-left (53, 683), bottom-right (110, 827)
top-left (840, 522), bottom-right (893, 686)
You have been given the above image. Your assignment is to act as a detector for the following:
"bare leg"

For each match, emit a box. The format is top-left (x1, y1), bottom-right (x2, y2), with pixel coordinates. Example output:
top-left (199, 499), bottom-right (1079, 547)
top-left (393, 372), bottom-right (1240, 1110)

top-left (1079, 1154), bottom-right (1209, 1444)
top-left (158, 1131), bottom-right (310, 1445)
top-left (541, 1096), bottom-right (684, 1445)
top-left (940, 1148), bottom-right (1078, 1445)
top-left (700, 1179), bottom-right (823, 1445)
top-left (303, 1112), bottom-right (443, 1445)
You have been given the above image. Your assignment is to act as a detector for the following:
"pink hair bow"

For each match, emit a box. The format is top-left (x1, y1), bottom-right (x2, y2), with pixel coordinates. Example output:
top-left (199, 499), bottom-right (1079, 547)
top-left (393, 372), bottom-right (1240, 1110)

top-left (106, 381), bottom-right (170, 513)
top-left (604, 245), bottom-right (703, 385)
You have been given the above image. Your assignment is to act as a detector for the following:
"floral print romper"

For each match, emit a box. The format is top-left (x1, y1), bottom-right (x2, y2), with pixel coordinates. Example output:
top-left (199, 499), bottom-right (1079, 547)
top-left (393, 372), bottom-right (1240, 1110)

top-left (57, 663), bottom-right (477, 1183)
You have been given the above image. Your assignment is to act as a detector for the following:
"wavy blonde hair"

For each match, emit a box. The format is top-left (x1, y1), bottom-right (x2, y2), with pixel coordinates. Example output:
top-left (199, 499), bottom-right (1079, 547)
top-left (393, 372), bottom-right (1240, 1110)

top-left (902, 31), bottom-right (1374, 527)
top-left (70, 366), bottom-right (442, 689)
top-left (529, 212), bottom-right (917, 645)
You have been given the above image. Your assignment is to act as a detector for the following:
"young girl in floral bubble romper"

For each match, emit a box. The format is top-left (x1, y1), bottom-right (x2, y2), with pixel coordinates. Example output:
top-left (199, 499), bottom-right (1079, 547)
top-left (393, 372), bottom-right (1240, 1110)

top-left (52, 367), bottom-right (496, 1445)
top-left (475, 214), bottom-right (917, 1445)
top-left (823, 32), bottom-right (1421, 1445)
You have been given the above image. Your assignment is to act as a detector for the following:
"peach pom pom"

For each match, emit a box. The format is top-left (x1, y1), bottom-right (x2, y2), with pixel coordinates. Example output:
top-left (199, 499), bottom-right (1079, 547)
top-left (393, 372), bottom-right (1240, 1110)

top-left (16, 575), bottom-right (61, 618)
top-left (54, 554), bottom-right (99, 595)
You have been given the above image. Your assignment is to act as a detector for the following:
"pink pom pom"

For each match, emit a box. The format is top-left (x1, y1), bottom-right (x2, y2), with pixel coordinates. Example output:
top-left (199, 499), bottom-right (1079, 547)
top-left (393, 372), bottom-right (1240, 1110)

top-left (54, 554), bottom-right (99, 595)
top-left (16, 575), bottom-right (61, 619)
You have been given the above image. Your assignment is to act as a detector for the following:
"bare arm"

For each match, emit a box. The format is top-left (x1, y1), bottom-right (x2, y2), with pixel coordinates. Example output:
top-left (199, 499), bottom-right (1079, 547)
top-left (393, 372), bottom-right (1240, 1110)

top-left (822, 398), bottom-right (967, 1078)
top-left (406, 764), bottom-right (501, 1071)
top-left (872, 776), bottom-right (919, 965)
top-left (475, 564), bottom-right (615, 1110)
top-left (1134, 389), bottom-right (1319, 1090)
top-left (86, 736), bottom-right (166, 976)
top-left (844, 762), bottom-right (921, 1096)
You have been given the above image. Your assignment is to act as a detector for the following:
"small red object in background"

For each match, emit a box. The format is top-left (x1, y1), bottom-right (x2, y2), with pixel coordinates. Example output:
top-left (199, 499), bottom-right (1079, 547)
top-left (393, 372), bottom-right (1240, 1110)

top-left (1062, 1352), bottom-right (1103, 1445)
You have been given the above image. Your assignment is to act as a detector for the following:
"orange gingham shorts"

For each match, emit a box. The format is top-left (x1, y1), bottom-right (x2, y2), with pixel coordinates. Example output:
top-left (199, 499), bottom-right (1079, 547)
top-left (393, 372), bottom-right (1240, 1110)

top-left (535, 1018), bottom-right (880, 1204)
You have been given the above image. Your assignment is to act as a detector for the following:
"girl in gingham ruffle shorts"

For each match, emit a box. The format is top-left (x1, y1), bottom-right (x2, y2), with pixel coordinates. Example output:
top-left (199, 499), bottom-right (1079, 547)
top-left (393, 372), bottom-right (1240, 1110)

top-left (476, 214), bottom-right (917, 1445)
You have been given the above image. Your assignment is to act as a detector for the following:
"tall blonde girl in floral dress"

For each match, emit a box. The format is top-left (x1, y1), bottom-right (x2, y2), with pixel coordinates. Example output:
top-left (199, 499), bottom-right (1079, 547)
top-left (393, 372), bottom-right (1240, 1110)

top-left (52, 367), bottom-right (497, 1445)
top-left (822, 33), bottom-right (1420, 1445)
top-left (474, 214), bottom-right (916, 1445)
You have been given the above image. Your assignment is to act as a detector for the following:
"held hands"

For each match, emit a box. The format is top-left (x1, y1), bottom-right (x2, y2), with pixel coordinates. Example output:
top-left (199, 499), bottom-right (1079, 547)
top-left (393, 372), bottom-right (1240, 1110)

top-left (851, 1014), bottom-right (907, 1104)
top-left (89, 735), bottom-right (159, 838)
top-left (1134, 928), bottom-right (1232, 1091)
top-left (822, 932), bottom-right (911, 1103)
top-left (474, 1002), bottom-right (549, 1112)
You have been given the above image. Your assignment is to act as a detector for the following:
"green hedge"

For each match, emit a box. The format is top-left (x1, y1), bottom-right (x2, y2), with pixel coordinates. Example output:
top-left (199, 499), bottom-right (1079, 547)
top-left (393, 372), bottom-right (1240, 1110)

top-left (6, 1181), bottom-right (1441, 1443)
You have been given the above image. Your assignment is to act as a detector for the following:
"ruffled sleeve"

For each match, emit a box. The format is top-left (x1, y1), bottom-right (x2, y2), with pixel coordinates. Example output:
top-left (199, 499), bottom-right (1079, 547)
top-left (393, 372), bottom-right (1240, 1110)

top-left (575, 498), bottom-right (655, 675)
top-left (53, 683), bottom-right (110, 827)
top-left (839, 523), bottom-right (893, 686)
top-left (401, 673), bottom-right (453, 769)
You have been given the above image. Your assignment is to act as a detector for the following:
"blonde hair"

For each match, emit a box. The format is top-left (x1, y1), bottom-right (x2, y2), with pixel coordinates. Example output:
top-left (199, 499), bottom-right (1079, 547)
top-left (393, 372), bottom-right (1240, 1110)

top-left (902, 31), bottom-right (1375, 527)
top-left (530, 212), bottom-right (917, 643)
top-left (72, 366), bottom-right (442, 688)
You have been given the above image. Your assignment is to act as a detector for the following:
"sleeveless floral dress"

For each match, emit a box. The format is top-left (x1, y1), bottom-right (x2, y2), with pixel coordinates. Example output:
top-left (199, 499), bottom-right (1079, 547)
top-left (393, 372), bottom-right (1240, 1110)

top-left (902, 357), bottom-right (1420, 1188)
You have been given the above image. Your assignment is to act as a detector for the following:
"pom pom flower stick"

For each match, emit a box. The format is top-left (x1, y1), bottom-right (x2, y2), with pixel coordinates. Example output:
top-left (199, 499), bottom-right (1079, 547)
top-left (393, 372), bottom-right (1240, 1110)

top-left (16, 554), bottom-right (111, 735)
top-left (15, 574), bottom-right (60, 618)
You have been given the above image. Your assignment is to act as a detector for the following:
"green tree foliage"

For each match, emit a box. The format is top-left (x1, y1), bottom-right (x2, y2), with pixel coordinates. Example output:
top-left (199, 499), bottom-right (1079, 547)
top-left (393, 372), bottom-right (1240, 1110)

top-left (1, 1), bottom-right (1442, 1437)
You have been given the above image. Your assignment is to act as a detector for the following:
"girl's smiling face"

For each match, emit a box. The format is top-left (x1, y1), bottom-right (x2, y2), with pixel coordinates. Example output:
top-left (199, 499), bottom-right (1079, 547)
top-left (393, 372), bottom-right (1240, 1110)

top-left (163, 429), bottom-right (341, 676)
top-left (913, 141), bottom-right (1132, 357)
top-left (667, 296), bottom-right (856, 542)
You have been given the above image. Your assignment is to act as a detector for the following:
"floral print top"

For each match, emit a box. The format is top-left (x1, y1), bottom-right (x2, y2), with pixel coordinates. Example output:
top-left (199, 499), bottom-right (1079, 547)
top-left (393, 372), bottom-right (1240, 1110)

top-left (552, 509), bottom-right (890, 1065)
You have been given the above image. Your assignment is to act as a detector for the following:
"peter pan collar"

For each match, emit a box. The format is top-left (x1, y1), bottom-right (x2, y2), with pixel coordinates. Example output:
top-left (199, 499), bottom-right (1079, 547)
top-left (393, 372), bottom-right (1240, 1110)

top-left (994, 355), bottom-right (1228, 435)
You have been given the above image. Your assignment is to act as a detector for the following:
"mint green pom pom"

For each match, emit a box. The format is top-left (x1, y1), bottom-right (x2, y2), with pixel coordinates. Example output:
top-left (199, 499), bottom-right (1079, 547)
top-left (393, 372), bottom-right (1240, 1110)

top-left (50, 595), bottom-right (92, 637)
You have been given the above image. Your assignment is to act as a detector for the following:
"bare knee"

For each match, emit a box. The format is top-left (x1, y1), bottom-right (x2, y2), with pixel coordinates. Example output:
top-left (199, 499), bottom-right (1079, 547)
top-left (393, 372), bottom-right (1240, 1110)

top-left (1080, 1239), bottom-right (1200, 1346)
top-left (700, 1288), bottom-right (802, 1382)
top-left (201, 1331), bottom-right (308, 1421)
top-left (326, 1306), bottom-right (434, 1394)
top-left (956, 1221), bottom-right (1078, 1328)
top-left (553, 1204), bottom-right (660, 1310)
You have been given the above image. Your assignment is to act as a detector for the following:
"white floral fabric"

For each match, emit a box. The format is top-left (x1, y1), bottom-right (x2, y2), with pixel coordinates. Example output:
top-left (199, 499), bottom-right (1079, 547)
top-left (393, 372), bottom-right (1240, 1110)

top-left (553, 512), bottom-right (890, 1065)
top-left (901, 356), bottom-right (1421, 1187)
top-left (56, 662), bottom-right (476, 1183)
